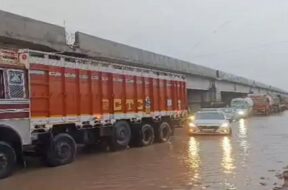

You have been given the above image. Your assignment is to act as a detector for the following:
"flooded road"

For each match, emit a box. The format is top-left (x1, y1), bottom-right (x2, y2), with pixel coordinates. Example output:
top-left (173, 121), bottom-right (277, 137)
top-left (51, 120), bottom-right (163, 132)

top-left (1, 112), bottom-right (288, 190)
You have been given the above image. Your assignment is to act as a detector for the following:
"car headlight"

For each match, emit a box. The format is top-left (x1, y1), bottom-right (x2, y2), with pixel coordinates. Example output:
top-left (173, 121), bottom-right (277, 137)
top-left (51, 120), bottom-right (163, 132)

top-left (221, 122), bottom-right (229, 128)
top-left (238, 110), bottom-right (245, 115)
top-left (189, 123), bottom-right (196, 128)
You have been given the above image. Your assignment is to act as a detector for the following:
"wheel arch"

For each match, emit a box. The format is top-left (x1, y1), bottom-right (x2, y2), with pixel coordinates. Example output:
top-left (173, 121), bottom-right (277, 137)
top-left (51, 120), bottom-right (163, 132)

top-left (0, 124), bottom-right (23, 155)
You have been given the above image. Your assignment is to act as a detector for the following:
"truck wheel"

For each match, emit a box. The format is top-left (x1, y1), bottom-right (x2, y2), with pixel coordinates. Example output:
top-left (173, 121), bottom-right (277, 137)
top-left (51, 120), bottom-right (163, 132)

top-left (44, 133), bottom-right (77, 167)
top-left (156, 122), bottom-right (172, 143)
top-left (0, 141), bottom-right (16, 179)
top-left (137, 124), bottom-right (155, 147)
top-left (109, 121), bottom-right (131, 151)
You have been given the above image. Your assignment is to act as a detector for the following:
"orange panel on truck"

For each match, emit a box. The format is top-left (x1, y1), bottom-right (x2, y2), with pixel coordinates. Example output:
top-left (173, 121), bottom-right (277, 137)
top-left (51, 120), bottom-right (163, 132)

top-left (144, 77), bottom-right (152, 114)
top-left (48, 66), bottom-right (64, 117)
top-left (159, 79), bottom-right (166, 111)
top-left (152, 78), bottom-right (159, 112)
top-left (64, 68), bottom-right (78, 116)
top-left (125, 75), bottom-right (136, 113)
top-left (79, 70), bottom-right (91, 115)
top-left (101, 72), bottom-right (110, 114)
top-left (113, 73), bottom-right (124, 113)
top-left (136, 76), bottom-right (144, 113)
top-left (91, 71), bottom-right (102, 115)
top-left (166, 80), bottom-right (173, 111)
top-left (27, 51), bottom-right (187, 121)
top-left (171, 81), bottom-right (177, 111)
top-left (30, 64), bottom-right (49, 117)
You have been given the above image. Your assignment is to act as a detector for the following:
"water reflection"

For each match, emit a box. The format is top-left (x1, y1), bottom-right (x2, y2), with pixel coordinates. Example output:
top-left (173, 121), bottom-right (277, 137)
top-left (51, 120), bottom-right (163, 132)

top-left (222, 136), bottom-right (235, 174)
top-left (188, 137), bottom-right (201, 181)
top-left (239, 119), bottom-right (248, 138)
top-left (238, 118), bottom-right (249, 164)
top-left (188, 137), bottom-right (201, 170)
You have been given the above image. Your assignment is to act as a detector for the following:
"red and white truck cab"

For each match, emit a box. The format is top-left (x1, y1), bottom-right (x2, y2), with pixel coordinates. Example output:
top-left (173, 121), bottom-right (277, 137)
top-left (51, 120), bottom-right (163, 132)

top-left (0, 50), bottom-right (31, 178)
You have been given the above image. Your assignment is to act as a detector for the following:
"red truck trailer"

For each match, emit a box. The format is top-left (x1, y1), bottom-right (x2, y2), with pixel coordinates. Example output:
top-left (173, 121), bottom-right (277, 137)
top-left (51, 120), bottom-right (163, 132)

top-left (278, 95), bottom-right (288, 111)
top-left (269, 94), bottom-right (281, 113)
top-left (248, 94), bottom-right (271, 115)
top-left (0, 49), bottom-right (187, 178)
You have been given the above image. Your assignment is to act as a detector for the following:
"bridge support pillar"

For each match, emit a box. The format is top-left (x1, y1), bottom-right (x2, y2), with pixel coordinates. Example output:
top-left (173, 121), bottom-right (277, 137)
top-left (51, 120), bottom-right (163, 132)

top-left (187, 87), bottom-right (222, 113)
top-left (203, 84), bottom-right (222, 103)
top-left (187, 89), bottom-right (205, 113)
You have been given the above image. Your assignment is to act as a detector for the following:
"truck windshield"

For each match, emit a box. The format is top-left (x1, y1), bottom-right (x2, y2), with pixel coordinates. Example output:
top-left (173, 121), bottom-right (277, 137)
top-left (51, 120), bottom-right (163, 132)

top-left (231, 100), bottom-right (247, 109)
top-left (196, 112), bottom-right (225, 120)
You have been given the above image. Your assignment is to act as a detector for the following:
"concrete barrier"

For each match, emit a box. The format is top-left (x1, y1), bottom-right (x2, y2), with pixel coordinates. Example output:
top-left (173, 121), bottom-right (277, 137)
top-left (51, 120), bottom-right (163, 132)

top-left (0, 10), bottom-right (66, 50)
top-left (75, 32), bottom-right (217, 78)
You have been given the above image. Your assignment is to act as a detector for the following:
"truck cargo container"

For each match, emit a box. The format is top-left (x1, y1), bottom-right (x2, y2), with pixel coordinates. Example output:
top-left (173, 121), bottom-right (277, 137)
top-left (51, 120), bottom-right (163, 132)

top-left (278, 95), bottom-right (288, 111)
top-left (269, 94), bottom-right (281, 113)
top-left (0, 49), bottom-right (187, 179)
top-left (248, 94), bottom-right (271, 115)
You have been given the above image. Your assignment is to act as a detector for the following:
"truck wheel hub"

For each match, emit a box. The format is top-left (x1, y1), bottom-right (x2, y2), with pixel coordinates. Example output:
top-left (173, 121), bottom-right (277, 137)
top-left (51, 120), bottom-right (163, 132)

top-left (56, 142), bottom-right (71, 159)
top-left (118, 129), bottom-right (127, 140)
top-left (162, 125), bottom-right (169, 137)
top-left (144, 130), bottom-right (152, 141)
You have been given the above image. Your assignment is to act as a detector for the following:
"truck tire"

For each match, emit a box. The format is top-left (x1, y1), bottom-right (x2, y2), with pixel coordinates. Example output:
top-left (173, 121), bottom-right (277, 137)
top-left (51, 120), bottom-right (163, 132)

top-left (109, 121), bottom-right (131, 151)
top-left (0, 141), bottom-right (16, 179)
top-left (44, 133), bottom-right (77, 167)
top-left (156, 122), bottom-right (172, 143)
top-left (137, 124), bottom-right (155, 147)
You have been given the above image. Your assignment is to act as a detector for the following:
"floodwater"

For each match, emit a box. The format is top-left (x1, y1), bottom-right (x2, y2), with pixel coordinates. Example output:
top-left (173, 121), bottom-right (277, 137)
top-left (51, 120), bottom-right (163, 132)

top-left (1, 112), bottom-right (288, 190)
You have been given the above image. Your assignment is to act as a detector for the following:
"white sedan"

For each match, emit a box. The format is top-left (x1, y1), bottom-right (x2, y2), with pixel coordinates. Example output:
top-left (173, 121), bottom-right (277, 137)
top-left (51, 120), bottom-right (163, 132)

top-left (188, 111), bottom-right (232, 135)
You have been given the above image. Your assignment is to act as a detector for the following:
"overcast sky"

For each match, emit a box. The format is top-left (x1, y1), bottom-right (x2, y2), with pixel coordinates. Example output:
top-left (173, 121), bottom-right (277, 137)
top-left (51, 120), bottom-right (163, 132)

top-left (1, 0), bottom-right (288, 89)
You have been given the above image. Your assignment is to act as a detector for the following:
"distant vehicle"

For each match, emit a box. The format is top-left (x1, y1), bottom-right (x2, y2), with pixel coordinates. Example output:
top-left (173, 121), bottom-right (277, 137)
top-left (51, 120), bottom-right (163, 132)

top-left (231, 97), bottom-right (253, 118)
top-left (248, 94), bottom-right (272, 115)
top-left (278, 95), bottom-right (288, 111)
top-left (188, 111), bottom-right (232, 135)
top-left (201, 108), bottom-right (236, 122)
top-left (268, 94), bottom-right (281, 113)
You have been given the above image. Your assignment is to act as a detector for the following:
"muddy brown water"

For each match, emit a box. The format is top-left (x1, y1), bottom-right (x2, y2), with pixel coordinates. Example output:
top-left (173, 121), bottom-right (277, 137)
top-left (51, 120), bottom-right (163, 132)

top-left (1, 112), bottom-right (288, 190)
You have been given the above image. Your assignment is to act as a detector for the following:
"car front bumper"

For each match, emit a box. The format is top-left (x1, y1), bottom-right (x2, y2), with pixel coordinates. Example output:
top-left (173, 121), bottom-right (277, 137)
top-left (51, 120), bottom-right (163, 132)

top-left (188, 128), bottom-right (231, 135)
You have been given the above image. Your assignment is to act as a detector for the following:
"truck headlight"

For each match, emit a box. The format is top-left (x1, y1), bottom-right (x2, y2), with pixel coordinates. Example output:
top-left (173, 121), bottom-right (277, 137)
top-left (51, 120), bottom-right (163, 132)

top-left (189, 123), bottom-right (196, 128)
top-left (221, 122), bottom-right (229, 128)
top-left (189, 115), bottom-right (195, 121)
top-left (238, 110), bottom-right (245, 115)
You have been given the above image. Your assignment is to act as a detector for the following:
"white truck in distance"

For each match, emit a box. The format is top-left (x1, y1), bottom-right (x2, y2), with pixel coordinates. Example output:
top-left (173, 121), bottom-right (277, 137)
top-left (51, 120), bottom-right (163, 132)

top-left (231, 97), bottom-right (254, 119)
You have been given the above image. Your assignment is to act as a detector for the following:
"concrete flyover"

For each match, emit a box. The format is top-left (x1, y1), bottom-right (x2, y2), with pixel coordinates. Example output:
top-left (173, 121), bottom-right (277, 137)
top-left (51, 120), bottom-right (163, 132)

top-left (0, 9), bottom-right (287, 111)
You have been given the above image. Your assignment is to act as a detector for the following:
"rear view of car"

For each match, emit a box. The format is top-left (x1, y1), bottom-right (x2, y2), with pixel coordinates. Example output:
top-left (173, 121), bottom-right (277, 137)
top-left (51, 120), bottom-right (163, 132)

top-left (188, 111), bottom-right (232, 135)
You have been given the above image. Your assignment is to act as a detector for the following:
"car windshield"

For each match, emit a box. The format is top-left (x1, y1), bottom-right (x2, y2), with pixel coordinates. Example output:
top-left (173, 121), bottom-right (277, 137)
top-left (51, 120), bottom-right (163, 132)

top-left (196, 112), bottom-right (225, 120)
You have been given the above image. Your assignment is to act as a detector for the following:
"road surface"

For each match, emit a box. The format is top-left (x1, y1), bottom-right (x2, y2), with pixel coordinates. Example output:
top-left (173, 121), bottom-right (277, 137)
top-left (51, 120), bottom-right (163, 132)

top-left (1, 112), bottom-right (288, 190)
